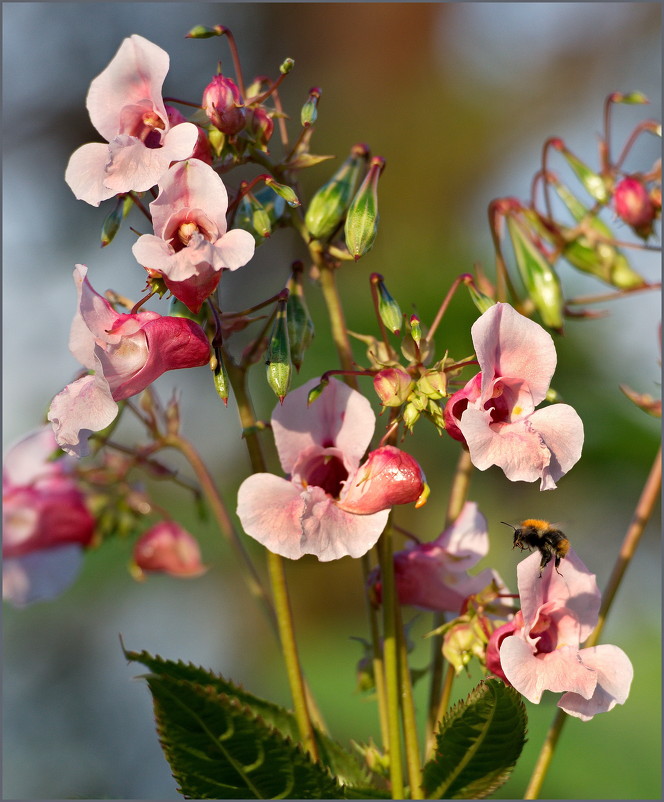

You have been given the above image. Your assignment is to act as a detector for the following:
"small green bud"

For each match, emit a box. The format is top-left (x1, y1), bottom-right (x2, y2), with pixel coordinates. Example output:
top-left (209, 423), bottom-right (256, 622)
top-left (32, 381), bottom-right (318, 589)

top-left (402, 401), bottom-right (421, 431)
top-left (264, 176), bottom-right (300, 207)
top-left (286, 269), bottom-right (315, 372)
top-left (549, 138), bottom-right (610, 204)
top-left (279, 58), bottom-right (295, 75)
top-left (300, 86), bottom-right (321, 128)
top-left (465, 279), bottom-right (495, 314)
top-left (345, 156), bottom-right (385, 260)
top-left (609, 90), bottom-right (649, 105)
top-left (417, 368), bottom-right (447, 400)
top-left (307, 379), bottom-right (329, 406)
top-left (100, 195), bottom-right (129, 248)
top-left (265, 295), bottom-right (292, 402)
top-left (372, 273), bottom-right (402, 334)
top-left (305, 143), bottom-right (370, 241)
top-left (409, 315), bottom-right (422, 347)
top-left (185, 24), bottom-right (225, 39)
top-left (212, 351), bottom-right (230, 406)
top-left (506, 215), bottom-right (565, 332)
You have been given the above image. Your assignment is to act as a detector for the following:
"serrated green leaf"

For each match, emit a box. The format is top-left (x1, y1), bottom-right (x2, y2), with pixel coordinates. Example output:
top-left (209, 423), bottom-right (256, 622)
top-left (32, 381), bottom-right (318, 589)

top-left (422, 678), bottom-right (527, 799)
top-left (124, 649), bottom-right (371, 789)
top-left (145, 673), bottom-right (344, 799)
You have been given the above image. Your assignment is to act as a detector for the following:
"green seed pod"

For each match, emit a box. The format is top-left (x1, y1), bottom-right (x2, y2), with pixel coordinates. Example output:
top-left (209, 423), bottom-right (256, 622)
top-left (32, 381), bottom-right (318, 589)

top-left (264, 176), bottom-right (300, 207)
top-left (372, 274), bottom-right (402, 334)
top-left (307, 379), bottom-right (328, 406)
top-left (551, 181), bottom-right (647, 289)
top-left (286, 270), bottom-right (314, 372)
top-left (265, 296), bottom-right (292, 402)
top-left (549, 138), bottom-right (610, 204)
top-left (100, 195), bottom-right (130, 248)
top-left (506, 215), bottom-right (565, 332)
top-left (345, 156), bottom-right (385, 260)
top-left (212, 350), bottom-right (230, 406)
top-left (305, 143), bottom-right (369, 241)
top-left (301, 86), bottom-right (321, 128)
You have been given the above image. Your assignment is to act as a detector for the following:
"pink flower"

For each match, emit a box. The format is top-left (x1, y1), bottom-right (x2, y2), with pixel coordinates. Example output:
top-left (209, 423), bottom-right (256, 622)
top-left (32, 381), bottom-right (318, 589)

top-left (444, 303), bottom-right (584, 490)
top-left (486, 550), bottom-right (633, 721)
top-left (132, 522), bottom-right (207, 578)
top-left (236, 378), bottom-right (425, 561)
top-left (201, 75), bottom-right (245, 135)
top-left (65, 35), bottom-right (198, 206)
top-left (132, 159), bottom-right (255, 312)
top-left (3, 426), bottom-right (95, 606)
top-left (48, 265), bottom-right (210, 457)
top-left (165, 105), bottom-right (213, 165)
top-left (388, 501), bottom-right (505, 613)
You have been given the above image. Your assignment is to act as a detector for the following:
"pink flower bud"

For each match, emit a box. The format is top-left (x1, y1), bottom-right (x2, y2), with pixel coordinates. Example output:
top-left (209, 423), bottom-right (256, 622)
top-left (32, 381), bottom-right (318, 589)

top-left (373, 367), bottom-right (414, 407)
top-left (133, 522), bottom-right (207, 578)
top-left (202, 75), bottom-right (245, 135)
top-left (613, 176), bottom-right (657, 236)
top-left (246, 107), bottom-right (274, 151)
top-left (338, 445), bottom-right (427, 514)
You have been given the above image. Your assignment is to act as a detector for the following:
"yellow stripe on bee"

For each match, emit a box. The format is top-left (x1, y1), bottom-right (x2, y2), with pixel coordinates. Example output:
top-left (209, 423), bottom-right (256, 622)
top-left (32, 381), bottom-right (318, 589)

top-left (521, 518), bottom-right (551, 529)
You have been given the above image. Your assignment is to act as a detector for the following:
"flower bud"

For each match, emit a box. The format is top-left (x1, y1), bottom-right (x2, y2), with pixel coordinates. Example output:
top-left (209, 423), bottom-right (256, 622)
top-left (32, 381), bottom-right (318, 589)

top-left (338, 445), bottom-right (428, 514)
top-left (613, 176), bottom-right (657, 238)
top-left (264, 176), bottom-right (300, 207)
top-left (402, 401), bottom-right (421, 431)
top-left (300, 86), bottom-right (321, 128)
top-left (265, 294), bottom-right (291, 403)
top-left (132, 522), bottom-right (207, 578)
top-left (549, 138), bottom-right (610, 204)
top-left (409, 314), bottom-right (422, 347)
top-left (246, 106), bottom-right (274, 152)
top-left (465, 279), bottom-right (495, 314)
top-left (212, 350), bottom-right (230, 406)
top-left (307, 378), bottom-right (328, 406)
top-left (373, 367), bottom-right (414, 407)
top-left (202, 74), bottom-right (245, 135)
top-left (345, 156), bottom-right (385, 260)
top-left (372, 273), bottom-right (402, 334)
top-left (417, 367), bottom-right (447, 400)
top-left (506, 215), bottom-right (564, 332)
top-left (442, 619), bottom-right (487, 676)
top-left (286, 269), bottom-right (314, 372)
top-left (305, 143), bottom-right (370, 241)
top-left (100, 195), bottom-right (129, 248)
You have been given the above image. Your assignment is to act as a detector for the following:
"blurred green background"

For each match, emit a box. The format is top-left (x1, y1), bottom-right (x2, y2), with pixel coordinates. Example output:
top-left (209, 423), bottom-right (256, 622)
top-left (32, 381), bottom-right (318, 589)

top-left (3, 3), bottom-right (660, 799)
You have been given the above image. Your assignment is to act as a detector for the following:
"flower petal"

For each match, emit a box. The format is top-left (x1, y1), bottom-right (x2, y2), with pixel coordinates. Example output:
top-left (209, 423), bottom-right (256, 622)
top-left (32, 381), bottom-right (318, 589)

top-left (149, 159), bottom-right (229, 237)
top-left (2, 546), bottom-right (84, 607)
top-left (300, 486), bottom-right (389, 561)
top-left (272, 378), bottom-right (375, 474)
top-left (212, 228), bottom-right (256, 271)
top-left (3, 426), bottom-right (63, 486)
top-left (473, 303), bottom-right (556, 406)
top-left (86, 35), bottom-right (170, 142)
top-left (48, 373), bottom-right (118, 458)
top-left (517, 550), bottom-right (600, 643)
top-left (499, 636), bottom-right (598, 704)
top-left (524, 404), bottom-right (584, 489)
top-left (433, 501), bottom-right (489, 570)
top-left (236, 473), bottom-right (307, 559)
top-left (64, 143), bottom-right (118, 207)
top-left (558, 644), bottom-right (634, 720)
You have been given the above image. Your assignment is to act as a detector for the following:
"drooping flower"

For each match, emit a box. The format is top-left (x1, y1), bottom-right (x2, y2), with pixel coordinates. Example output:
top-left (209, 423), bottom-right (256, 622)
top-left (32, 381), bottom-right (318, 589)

top-left (3, 426), bottom-right (95, 606)
top-left (132, 159), bottom-right (256, 312)
top-left (444, 303), bottom-right (584, 490)
top-left (132, 522), bottom-right (207, 578)
top-left (375, 501), bottom-right (505, 613)
top-left (486, 550), bottom-right (633, 720)
top-left (65, 35), bottom-right (198, 206)
top-left (236, 378), bottom-right (426, 561)
top-left (48, 265), bottom-right (210, 457)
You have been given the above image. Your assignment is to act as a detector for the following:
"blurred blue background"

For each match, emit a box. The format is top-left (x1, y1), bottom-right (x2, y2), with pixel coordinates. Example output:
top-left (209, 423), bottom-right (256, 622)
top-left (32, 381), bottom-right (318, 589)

top-left (3, 3), bottom-right (660, 799)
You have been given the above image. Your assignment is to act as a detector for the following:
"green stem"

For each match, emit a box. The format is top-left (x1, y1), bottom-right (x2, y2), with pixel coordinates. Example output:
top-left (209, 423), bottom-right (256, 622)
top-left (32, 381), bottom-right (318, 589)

top-left (397, 602), bottom-right (423, 798)
top-left (362, 554), bottom-right (390, 751)
top-left (523, 444), bottom-right (661, 799)
top-left (226, 360), bottom-right (320, 759)
top-left (318, 264), bottom-right (356, 373)
top-left (379, 525), bottom-right (405, 799)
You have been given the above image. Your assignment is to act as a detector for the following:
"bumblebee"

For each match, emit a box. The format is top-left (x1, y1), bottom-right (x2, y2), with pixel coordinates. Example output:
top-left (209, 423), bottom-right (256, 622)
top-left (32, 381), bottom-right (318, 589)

top-left (501, 519), bottom-right (570, 577)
